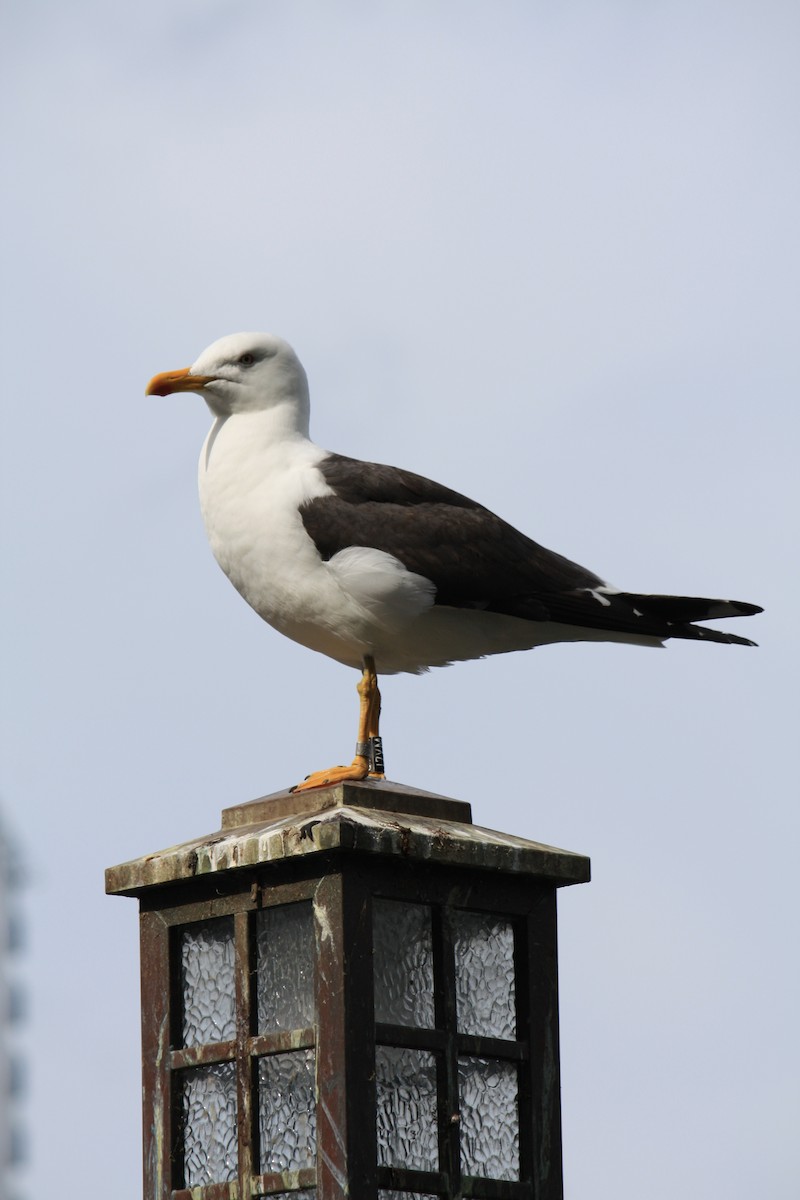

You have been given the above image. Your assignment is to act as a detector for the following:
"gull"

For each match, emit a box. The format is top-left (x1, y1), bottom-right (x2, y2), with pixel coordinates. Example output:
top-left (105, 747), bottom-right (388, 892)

top-left (146, 332), bottom-right (761, 791)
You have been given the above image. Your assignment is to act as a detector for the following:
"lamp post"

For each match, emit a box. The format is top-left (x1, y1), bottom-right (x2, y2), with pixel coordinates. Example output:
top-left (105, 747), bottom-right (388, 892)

top-left (106, 780), bottom-right (589, 1199)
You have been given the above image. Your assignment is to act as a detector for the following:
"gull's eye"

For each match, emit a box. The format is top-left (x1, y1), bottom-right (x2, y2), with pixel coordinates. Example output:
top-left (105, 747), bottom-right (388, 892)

top-left (238, 352), bottom-right (256, 366)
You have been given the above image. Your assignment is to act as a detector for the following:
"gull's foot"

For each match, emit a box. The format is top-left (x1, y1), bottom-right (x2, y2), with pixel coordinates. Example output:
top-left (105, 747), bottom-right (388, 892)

top-left (292, 755), bottom-right (369, 793)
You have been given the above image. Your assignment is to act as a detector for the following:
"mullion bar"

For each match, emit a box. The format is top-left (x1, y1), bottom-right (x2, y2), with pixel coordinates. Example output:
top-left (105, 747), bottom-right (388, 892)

top-left (313, 873), bottom-right (347, 1197)
top-left (170, 1184), bottom-right (236, 1200)
top-left (371, 867), bottom-right (539, 916)
top-left (433, 905), bottom-right (460, 1196)
top-left (154, 890), bottom-right (259, 925)
top-left (514, 914), bottom-right (534, 1191)
top-left (149, 873), bottom-right (321, 930)
top-left (252, 1165), bottom-right (317, 1193)
top-left (342, 868), bottom-right (378, 1192)
top-left (171, 1040), bottom-right (237, 1070)
top-left (377, 1165), bottom-right (449, 1192)
top-left (375, 1022), bottom-right (447, 1051)
top-left (234, 910), bottom-right (255, 1196)
top-left (525, 891), bottom-right (562, 1200)
top-left (248, 1027), bottom-right (315, 1057)
top-left (167, 920), bottom-right (187, 1194)
top-left (375, 1021), bottom-right (528, 1064)
top-left (457, 1033), bottom-right (528, 1062)
top-left (315, 870), bottom-right (378, 1196)
top-left (141, 910), bottom-right (172, 1199)
top-left (255, 877), bottom-right (319, 909)
top-left (461, 1176), bottom-right (532, 1199)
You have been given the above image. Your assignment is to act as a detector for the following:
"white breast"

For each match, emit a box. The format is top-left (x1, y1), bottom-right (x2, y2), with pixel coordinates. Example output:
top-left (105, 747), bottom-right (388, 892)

top-left (197, 413), bottom-right (435, 670)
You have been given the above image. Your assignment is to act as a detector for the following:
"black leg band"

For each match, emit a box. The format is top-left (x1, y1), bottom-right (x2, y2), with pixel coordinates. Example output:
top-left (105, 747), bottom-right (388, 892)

top-left (368, 736), bottom-right (385, 775)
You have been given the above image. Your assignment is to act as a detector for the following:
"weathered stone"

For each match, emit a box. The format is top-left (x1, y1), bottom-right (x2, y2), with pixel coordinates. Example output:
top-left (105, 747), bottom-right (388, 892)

top-left (105, 779), bottom-right (590, 897)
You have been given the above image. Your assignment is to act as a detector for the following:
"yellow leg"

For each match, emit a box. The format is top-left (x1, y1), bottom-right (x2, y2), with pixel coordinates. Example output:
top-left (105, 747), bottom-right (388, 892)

top-left (364, 659), bottom-right (384, 779)
top-left (292, 657), bottom-right (385, 792)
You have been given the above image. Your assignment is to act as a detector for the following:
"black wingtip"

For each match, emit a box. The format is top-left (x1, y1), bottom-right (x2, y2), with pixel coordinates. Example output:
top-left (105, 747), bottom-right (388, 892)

top-left (696, 627), bottom-right (759, 647)
top-left (728, 600), bottom-right (763, 618)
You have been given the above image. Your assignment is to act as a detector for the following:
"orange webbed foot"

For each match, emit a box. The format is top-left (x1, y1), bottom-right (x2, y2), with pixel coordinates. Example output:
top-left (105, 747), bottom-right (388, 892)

top-left (291, 755), bottom-right (370, 793)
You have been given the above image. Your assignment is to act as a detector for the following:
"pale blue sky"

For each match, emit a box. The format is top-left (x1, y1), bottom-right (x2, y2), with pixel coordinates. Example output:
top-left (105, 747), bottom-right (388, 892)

top-left (2, 2), bottom-right (798, 1196)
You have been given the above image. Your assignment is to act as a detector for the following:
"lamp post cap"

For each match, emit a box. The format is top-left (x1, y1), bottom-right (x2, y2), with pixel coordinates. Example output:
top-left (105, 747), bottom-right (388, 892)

top-left (221, 778), bottom-right (472, 829)
top-left (105, 778), bottom-right (591, 898)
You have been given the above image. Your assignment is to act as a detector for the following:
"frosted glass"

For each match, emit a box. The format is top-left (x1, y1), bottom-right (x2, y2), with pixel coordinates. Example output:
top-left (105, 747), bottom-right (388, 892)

top-left (458, 1057), bottom-right (519, 1181)
top-left (378, 1193), bottom-right (438, 1199)
top-left (180, 917), bottom-right (236, 1047)
top-left (181, 1062), bottom-right (238, 1187)
top-left (258, 1050), bottom-right (316, 1173)
top-left (453, 911), bottom-right (516, 1040)
top-left (373, 901), bottom-right (435, 1028)
top-left (375, 1047), bottom-right (438, 1171)
top-left (257, 903), bottom-right (315, 1032)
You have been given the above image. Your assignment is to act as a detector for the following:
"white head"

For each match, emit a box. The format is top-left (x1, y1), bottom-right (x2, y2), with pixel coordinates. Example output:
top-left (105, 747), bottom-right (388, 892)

top-left (146, 332), bottom-right (310, 430)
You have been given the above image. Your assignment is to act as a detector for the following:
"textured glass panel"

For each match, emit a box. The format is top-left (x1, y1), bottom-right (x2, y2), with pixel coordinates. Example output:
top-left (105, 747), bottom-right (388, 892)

top-left (258, 1049), bottom-right (316, 1173)
top-left (259, 1193), bottom-right (317, 1199)
top-left (180, 917), bottom-right (236, 1047)
top-left (373, 901), bottom-right (435, 1028)
top-left (181, 1062), bottom-right (238, 1187)
top-left (453, 911), bottom-right (516, 1039)
top-left (376, 1046), bottom-right (438, 1171)
top-left (378, 1194), bottom-right (438, 1199)
top-left (257, 903), bottom-right (315, 1033)
top-left (458, 1057), bottom-right (519, 1181)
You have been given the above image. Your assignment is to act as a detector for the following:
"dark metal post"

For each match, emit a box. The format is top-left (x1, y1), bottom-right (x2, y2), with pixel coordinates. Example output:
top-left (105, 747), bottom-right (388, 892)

top-left (107, 780), bottom-right (590, 1199)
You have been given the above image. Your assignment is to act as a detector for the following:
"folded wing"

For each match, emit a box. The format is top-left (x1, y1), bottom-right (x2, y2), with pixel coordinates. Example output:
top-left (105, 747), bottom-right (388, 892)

top-left (301, 454), bottom-right (761, 647)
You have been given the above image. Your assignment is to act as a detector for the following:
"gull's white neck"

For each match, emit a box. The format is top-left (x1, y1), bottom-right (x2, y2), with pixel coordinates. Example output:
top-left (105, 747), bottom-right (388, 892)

top-left (201, 399), bottom-right (313, 472)
top-left (196, 397), bottom-right (333, 644)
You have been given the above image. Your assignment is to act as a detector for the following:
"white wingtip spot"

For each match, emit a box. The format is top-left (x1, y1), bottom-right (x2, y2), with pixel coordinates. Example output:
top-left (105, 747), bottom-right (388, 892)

top-left (587, 588), bottom-right (612, 608)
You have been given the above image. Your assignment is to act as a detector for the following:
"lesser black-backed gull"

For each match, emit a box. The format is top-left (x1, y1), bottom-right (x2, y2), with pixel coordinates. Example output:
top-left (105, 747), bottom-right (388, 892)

top-left (146, 332), bottom-right (761, 791)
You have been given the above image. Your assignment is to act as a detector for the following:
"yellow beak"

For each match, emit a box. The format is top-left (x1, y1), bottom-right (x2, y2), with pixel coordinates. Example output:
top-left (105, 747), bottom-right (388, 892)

top-left (145, 367), bottom-right (218, 396)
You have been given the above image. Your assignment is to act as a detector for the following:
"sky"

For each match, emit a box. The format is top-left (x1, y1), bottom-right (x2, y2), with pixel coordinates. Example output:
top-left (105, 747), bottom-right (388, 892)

top-left (1, 1), bottom-right (798, 1196)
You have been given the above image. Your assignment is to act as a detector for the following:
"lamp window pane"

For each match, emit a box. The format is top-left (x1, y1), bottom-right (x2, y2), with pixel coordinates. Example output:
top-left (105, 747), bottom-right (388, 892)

top-left (378, 1194), bottom-right (439, 1199)
top-left (258, 1049), bottom-right (317, 1173)
top-left (373, 900), bottom-right (435, 1028)
top-left (180, 1062), bottom-right (238, 1187)
top-left (180, 917), bottom-right (236, 1047)
top-left (259, 1193), bottom-right (317, 1199)
top-left (257, 903), bottom-right (315, 1032)
top-left (458, 1057), bottom-right (519, 1181)
top-left (453, 911), bottom-right (516, 1039)
top-left (259, 1193), bottom-right (316, 1199)
top-left (376, 1046), bottom-right (439, 1171)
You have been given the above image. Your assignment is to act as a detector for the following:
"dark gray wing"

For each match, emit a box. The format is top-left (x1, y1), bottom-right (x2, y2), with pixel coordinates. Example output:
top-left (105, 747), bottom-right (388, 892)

top-left (302, 454), bottom-right (603, 614)
top-left (301, 454), bottom-right (761, 644)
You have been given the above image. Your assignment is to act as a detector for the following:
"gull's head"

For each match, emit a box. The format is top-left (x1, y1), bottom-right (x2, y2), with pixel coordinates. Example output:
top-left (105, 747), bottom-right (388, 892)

top-left (145, 332), bottom-right (310, 424)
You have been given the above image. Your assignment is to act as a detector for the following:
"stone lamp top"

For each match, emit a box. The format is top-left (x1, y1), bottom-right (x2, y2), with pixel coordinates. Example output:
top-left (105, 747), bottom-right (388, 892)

top-left (105, 779), bottom-right (590, 898)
